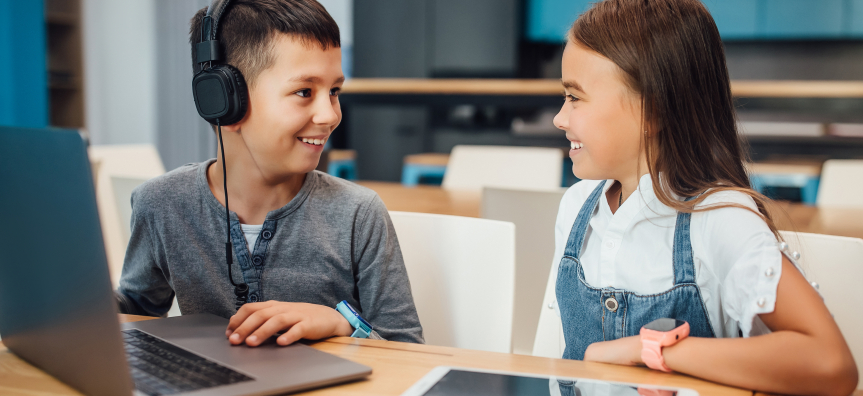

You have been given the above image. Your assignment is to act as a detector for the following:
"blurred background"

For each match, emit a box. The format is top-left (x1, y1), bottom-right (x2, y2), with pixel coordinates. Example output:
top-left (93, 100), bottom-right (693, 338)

top-left (3, 0), bottom-right (863, 189)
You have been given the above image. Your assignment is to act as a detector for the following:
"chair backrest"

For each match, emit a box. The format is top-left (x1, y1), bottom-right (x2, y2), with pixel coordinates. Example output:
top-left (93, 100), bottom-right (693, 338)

top-left (532, 258), bottom-right (566, 358)
top-left (780, 231), bottom-right (863, 388)
top-left (481, 186), bottom-right (566, 355)
top-left (817, 159), bottom-right (863, 208)
top-left (111, 176), bottom-right (150, 244)
top-left (88, 145), bottom-right (165, 287)
top-left (389, 211), bottom-right (515, 353)
top-left (442, 145), bottom-right (563, 191)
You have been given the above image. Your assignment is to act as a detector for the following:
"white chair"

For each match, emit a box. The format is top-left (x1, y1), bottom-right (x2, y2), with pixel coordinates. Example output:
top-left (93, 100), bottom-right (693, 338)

top-left (817, 159), bottom-right (863, 208)
top-left (532, 258), bottom-right (566, 358)
top-left (780, 231), bottom-right (863, 388)
top-left (88, 145), bottom-right (165, 287)
top-left (111, 175), bottom-right (182, 318)
top-left (442, 145), bottom-right (563, 192)
top-left (481, 186), bottom-right (566, 355)
top-left (389, 211), bottom-right (515, 353)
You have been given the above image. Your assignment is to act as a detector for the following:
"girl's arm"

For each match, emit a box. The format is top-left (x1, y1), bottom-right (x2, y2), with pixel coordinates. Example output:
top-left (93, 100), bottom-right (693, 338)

top-left (585, 256), bottom-right (858, 396)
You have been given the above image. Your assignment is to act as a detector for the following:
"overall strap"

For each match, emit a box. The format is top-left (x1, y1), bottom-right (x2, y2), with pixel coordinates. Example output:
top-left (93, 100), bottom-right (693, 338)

top-left (563, 180), bottom-right (607, 259)
top-left (672, 196), bottom-right (698, 285)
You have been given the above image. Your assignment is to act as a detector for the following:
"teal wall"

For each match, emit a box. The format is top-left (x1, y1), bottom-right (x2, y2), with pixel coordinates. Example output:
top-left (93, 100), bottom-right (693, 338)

top-left (0, 0), bottom-right (47, 128)
top-left (527, 0), bottom-right (863, 43)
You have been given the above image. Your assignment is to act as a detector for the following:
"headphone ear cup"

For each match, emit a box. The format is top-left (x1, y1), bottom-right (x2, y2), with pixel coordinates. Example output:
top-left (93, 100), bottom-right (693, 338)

top-left (217, 64), bottom-right (248, 126)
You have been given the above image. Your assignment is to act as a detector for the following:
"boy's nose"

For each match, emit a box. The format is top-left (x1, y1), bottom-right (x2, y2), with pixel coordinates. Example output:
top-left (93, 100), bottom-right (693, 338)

top-left (312, 99), bottom-right (340, 127)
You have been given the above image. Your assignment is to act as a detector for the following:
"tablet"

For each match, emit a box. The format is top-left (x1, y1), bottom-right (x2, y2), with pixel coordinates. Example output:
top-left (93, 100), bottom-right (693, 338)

top-left (401, 366), bottom-right (699, 396)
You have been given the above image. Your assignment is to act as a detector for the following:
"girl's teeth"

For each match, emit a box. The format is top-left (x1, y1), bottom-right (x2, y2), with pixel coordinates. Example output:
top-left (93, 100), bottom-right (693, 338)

top-left (570, 141), bottom-right (583, 150)
top-left (300, 138), bottom-right (326, 146)
top-left (571, 141), bottom-right (576, 150)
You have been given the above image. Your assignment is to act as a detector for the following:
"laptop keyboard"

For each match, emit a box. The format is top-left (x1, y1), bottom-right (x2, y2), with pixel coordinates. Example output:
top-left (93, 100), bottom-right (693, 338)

top-left (123, 329), bottom-right (253, 396)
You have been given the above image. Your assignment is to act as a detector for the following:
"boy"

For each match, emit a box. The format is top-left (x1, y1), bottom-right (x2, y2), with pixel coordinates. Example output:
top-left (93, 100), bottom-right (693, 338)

top-left (115, 0), bottom-right (424, 346)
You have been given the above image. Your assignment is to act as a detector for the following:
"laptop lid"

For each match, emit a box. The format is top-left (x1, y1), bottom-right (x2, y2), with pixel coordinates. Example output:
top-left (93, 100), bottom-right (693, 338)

top-left (0, 126), bottom-right (134, 396)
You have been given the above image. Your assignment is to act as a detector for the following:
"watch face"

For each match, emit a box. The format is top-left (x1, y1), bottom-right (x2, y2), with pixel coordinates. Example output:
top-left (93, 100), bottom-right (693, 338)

top-left (644, 318), bottom-right (686, 332)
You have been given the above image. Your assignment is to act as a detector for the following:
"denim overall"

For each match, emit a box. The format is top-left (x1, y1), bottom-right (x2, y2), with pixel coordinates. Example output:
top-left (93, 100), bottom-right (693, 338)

top-left (556, 181), bottom-right (716, 361)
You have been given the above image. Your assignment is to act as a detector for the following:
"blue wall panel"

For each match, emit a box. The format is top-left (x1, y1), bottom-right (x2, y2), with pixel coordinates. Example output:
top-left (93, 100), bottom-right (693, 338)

top-left (525, 0), bottom-right (593, 43)
top-left (761, 0), bottom-right (844, 38)
top-left (848, 0), bottom-right (863, 37)
top-left (0, 0), bottom-right (47, 128)
top-left (702, 0), bottom-right (759, 39)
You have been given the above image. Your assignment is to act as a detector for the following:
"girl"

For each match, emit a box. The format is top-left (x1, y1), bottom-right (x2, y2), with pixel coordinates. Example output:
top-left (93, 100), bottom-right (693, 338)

top-left (550, 0), bottom-right (857, 394)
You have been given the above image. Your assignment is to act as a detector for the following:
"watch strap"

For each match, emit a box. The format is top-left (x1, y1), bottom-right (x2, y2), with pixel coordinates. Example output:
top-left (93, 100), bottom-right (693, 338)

top-left (336, 300), bottom-right (373, 339)
top-left (640, 338), bottom-right (672, 372)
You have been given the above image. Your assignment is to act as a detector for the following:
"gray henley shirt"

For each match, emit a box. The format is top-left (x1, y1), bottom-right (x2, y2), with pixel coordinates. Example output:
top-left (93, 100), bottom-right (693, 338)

top-left (115, 159), bottom-right (423, 343)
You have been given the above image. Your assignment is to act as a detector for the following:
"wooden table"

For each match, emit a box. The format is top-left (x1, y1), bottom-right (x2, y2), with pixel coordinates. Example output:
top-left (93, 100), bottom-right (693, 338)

top-left (358, 181), bottom-right (863, 239)
top-left (357, 181), bottom-right (482, 218)
top-left (1, 315), bottom-right (751, 396)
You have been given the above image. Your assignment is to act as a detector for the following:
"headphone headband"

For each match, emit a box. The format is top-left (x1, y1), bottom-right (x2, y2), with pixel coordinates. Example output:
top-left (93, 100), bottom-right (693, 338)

top-left (196, 0), bottom-right (232, 64)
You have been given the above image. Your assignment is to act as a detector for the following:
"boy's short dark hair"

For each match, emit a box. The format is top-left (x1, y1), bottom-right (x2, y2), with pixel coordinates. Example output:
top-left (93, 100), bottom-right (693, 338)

top-left (190, 0), bottom-right (340, 88)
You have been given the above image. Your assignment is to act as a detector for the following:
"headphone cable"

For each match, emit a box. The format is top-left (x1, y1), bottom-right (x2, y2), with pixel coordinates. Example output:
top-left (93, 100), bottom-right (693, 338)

top-left (217, 120), bottom-right (249, 309)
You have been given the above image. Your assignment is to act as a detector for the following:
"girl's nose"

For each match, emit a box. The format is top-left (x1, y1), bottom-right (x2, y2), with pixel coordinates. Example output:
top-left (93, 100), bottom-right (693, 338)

top-left (553, 104), bottom-right (569, 131)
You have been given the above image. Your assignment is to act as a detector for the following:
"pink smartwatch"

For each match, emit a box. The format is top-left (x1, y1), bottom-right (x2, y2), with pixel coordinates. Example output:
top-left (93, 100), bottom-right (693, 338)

top-left (640, 318), bottom-right (689, 372)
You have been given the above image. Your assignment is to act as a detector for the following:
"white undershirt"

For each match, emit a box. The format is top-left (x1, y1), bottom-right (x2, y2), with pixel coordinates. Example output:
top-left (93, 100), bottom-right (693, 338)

top-left (240, 223), bottom-right (263, 252)
top-left (552, 175), bottom-right (782, 338)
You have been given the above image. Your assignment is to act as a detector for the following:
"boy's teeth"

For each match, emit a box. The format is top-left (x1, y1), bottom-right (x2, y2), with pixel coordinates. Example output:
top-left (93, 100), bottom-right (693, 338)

top-left (570, 141), bottom-right (583, 150)
top-left (571, 141), bottom-right (576, 150)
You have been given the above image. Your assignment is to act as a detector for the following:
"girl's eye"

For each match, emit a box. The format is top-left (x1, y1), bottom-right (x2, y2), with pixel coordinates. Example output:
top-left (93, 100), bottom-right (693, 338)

top-left (330, 87), bottom-right (341, 97)
top-left (565, 94), bottom-right (580, 103)
top-left (295, 89), bottom-right (312, 98)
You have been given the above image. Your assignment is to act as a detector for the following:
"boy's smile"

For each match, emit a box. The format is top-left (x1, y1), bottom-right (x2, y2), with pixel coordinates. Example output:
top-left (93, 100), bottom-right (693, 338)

top-left (223, 32), bottom-right (344, 182)
top-left (208, 33), bottom-right (343, 224)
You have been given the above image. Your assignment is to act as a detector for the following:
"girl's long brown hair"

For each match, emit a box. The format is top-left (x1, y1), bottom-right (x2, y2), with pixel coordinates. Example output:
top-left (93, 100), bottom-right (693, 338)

top-left (570, 0), bottom-right (782, 239)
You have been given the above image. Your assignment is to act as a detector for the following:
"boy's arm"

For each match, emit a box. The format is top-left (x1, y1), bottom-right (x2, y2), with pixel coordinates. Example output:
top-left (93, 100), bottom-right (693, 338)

top-left (351, 195), bottom-right (424, 343)
top-left (584, 256), bottom-right (858, 396)
top-left (115, 190), bottom-right (175, 317)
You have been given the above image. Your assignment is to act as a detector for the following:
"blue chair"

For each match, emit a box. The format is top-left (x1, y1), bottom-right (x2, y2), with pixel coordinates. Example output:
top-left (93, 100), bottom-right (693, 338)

top-left (327, 150), bottom-right (357, 180)
top-left (402, 153), bottom-right (449, 187)
top-left (749, 162), bottom-right (821, 205)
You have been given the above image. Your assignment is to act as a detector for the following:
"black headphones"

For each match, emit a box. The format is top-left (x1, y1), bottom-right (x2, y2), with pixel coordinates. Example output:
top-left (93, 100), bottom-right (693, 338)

top-left (192, 0), bottom-right (249, 311)
top-left (192, 0), bottom-right (248, 126)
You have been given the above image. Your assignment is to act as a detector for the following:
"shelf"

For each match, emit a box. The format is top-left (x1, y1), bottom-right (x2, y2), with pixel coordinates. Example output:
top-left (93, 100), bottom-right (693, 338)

top-left (341, 78), bottom-right (863, 98)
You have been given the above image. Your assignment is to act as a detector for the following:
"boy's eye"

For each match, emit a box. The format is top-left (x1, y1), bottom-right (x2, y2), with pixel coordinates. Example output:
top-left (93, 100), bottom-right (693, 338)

top-left (295, 89), bottom-right (312, 98)
top-left (330, 87), bottom-right (341, 97)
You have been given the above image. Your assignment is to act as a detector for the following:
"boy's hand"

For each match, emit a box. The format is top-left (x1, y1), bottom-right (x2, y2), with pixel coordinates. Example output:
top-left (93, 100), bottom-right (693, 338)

top-left (583, 335), bottom-right (644, 366)
top-left (225, 301), bottom-right (354, 347)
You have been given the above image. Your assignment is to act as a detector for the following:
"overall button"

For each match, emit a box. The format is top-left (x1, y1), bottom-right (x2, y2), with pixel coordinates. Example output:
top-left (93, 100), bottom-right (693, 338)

top-left (261, 230), bottom-right (273, 240)
top-left (604, 297), bottom-right (619, 312)
top-left (249, 294), bottom-right (259, 303)
top-left (253, 256), bottom-right (263, 266)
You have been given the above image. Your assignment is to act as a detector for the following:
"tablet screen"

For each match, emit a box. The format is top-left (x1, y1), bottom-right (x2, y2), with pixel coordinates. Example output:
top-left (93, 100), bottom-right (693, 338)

top-left (420, 369), bottom-right (678, 396)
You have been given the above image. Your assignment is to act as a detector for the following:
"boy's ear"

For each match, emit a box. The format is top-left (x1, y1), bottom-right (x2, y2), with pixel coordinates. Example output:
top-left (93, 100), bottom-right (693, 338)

top-left (220, 122), bottom-right (242, 133)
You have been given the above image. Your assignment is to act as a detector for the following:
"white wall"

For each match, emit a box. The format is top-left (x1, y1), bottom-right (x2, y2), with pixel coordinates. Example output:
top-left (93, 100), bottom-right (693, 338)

top-left (318, 0), bottom-right (353, 77)
top-left (83, 0), bottom-right (157, 146)
top-left (81, 0), bottom-right (347, 147)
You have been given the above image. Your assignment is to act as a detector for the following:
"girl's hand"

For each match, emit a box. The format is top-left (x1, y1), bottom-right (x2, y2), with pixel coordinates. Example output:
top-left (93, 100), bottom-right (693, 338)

top-left (583, 335), bottom-right (645, 366)
top-left (225, 301), bottom-right (354, 347)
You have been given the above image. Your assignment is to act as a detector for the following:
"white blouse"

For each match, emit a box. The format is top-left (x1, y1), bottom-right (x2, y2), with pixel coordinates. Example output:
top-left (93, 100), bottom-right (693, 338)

top-left (552, 175), bottom-right (783, 337)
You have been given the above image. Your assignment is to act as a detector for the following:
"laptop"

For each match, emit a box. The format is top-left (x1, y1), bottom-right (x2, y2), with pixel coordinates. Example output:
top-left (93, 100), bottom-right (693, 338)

top-left (0, 126), bottom-right (372, 396)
